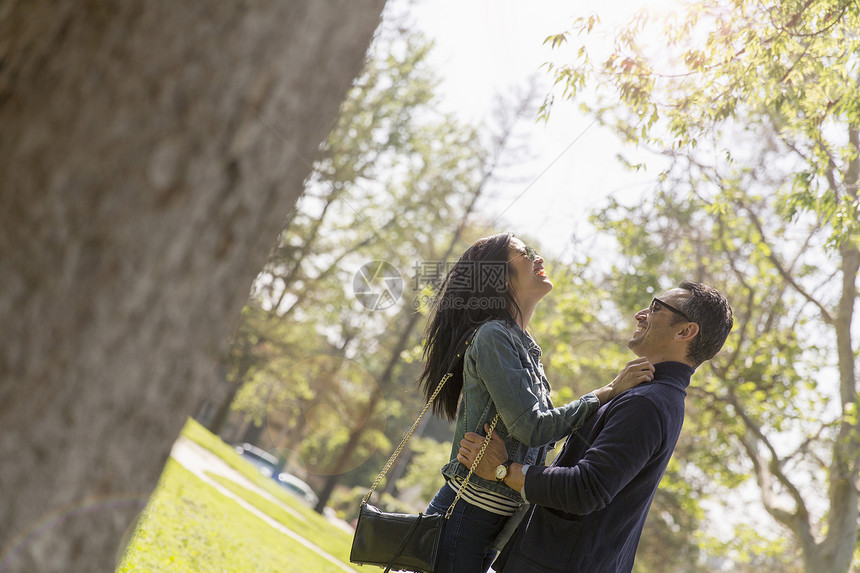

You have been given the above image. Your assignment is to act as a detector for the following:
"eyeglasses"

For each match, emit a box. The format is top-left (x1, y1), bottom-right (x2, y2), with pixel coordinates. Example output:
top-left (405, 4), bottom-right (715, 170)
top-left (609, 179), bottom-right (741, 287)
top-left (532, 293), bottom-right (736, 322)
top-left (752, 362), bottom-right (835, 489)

top-left (650, 297), bottom-right (691, 322)
top-left (509, 245), bottom-right (539, 262)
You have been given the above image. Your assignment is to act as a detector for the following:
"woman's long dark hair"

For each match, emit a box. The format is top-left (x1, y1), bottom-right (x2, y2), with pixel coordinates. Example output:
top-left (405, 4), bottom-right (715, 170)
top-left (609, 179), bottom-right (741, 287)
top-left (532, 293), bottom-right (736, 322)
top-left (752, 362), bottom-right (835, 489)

top-left (419, 232), bottom-right (523, 421)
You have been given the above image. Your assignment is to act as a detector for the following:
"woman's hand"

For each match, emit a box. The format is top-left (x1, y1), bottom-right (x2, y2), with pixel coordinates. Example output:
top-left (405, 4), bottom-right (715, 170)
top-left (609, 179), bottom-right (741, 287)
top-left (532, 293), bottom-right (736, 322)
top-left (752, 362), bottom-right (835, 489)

top-left (593, 357), bottom-right (655, 405)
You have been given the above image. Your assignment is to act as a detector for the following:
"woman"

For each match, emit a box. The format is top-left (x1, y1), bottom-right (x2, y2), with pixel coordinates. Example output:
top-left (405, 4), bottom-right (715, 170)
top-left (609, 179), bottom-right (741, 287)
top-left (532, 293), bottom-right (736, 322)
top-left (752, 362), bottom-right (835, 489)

top-left (419, 232), bottom-right (653, 573)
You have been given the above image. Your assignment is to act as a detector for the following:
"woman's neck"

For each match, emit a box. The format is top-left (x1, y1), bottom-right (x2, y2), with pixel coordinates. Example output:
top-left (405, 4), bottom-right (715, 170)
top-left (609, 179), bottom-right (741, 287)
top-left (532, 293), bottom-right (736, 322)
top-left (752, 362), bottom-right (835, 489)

top-left (515, 301), bottom-right (537, 331)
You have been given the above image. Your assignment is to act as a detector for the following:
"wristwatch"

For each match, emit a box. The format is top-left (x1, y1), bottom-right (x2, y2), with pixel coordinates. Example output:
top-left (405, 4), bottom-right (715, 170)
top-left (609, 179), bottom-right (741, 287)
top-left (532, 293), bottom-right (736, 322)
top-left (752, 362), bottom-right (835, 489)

top-left (495, 460), bottom-right (514, 483)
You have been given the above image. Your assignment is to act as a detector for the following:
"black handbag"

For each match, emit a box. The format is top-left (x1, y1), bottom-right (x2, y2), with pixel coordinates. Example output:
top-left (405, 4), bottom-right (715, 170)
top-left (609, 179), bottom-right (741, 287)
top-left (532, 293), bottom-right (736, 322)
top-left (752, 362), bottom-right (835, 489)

top-left (350, 331), bottom-right (499, 573)
top-left (351, 503), bottom-right (444, 573)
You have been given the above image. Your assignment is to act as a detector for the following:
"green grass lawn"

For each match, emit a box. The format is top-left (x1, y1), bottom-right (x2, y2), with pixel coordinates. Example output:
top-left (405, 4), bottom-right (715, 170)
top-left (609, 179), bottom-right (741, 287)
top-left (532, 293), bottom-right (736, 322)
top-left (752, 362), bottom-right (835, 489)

top-left (207, 475), bottom-right (353, 563)
top-left (117, 419), bottom-right (355, 572)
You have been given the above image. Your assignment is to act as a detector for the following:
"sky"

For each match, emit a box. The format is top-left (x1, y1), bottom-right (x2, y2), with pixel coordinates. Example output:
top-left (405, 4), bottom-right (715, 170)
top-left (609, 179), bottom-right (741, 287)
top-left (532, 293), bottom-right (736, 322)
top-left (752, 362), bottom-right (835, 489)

top-left (406, 0), bottom-right (681, 260)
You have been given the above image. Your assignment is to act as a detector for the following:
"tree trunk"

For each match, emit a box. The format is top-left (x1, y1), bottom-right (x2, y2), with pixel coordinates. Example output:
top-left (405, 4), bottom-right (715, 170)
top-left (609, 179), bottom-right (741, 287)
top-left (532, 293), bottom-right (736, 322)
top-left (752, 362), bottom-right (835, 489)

top-left (208, 352), bottom-right (256, 436)
top-left (0, 1), bottom-right (385, 571)
top-left (808, 242), bottom-right (860, 573)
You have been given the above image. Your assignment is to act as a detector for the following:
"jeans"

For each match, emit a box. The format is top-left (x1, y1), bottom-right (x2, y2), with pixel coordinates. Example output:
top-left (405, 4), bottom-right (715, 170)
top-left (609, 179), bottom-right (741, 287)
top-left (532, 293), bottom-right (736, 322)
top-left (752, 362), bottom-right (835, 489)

top-left (426, 483), bottom-right (508, 573)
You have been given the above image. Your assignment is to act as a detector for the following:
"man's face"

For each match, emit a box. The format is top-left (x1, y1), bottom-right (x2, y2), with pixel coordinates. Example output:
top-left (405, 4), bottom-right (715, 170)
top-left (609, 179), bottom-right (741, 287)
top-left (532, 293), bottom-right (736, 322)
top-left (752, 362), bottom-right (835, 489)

top-left (628, 288), bottom-right (692, 357)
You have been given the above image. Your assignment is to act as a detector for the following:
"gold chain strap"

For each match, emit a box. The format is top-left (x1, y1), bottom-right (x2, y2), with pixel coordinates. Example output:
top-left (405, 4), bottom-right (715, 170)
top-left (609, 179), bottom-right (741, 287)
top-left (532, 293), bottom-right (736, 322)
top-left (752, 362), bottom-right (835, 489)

top-left (444, 412), bottom-right (500, 519)
top-left (361, 372), bottom-right (453, 505)
top-left (361, 332), bottom-right (498, 520)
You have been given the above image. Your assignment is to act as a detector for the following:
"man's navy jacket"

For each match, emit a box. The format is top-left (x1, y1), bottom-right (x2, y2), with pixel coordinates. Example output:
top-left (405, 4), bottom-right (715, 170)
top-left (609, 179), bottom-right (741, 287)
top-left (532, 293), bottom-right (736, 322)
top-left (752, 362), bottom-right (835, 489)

top-left (497, 361), bottom-right (694, 573)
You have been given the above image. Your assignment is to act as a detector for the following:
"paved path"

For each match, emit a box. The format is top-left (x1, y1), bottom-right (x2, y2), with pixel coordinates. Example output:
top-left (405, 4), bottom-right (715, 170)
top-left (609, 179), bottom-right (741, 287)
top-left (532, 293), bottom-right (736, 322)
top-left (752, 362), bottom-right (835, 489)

top-left (170, 437), bottom-right (359, 573)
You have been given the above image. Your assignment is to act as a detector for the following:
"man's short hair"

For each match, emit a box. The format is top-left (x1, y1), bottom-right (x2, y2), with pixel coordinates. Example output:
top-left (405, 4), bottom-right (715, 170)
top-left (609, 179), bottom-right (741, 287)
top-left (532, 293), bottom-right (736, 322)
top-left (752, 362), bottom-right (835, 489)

top-left (677, 281), bottom-right (733, 366)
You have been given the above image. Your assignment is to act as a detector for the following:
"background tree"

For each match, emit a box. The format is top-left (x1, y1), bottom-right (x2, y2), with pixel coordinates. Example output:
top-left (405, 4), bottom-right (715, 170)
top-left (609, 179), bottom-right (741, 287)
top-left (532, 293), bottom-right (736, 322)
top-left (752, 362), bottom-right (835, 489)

top-left (218, 13), bottom-right (548, 516)
top-left (543, 1), bottom-right (859, 570)
top-left (217, 21), bottom-right (485, 486)
top-left (0, 1), bottom-right (385, 571)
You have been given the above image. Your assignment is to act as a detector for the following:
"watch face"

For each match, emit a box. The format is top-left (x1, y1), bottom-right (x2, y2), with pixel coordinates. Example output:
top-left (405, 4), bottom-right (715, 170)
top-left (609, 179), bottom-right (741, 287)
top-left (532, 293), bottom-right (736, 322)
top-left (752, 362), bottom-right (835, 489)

top-left (495, 465), bottom-right (507, 479)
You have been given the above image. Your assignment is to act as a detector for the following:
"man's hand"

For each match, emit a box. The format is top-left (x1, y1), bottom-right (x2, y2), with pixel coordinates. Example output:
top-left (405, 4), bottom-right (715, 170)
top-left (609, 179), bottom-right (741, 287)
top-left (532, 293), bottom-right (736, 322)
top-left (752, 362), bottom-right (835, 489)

top-left (457, 424), bottom-right (509, 481)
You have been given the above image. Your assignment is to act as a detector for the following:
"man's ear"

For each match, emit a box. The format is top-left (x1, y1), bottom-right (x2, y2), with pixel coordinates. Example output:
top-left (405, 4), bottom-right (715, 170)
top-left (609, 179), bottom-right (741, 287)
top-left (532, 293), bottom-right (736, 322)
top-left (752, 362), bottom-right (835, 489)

top-left (675, 322), bottom-right (699, 342)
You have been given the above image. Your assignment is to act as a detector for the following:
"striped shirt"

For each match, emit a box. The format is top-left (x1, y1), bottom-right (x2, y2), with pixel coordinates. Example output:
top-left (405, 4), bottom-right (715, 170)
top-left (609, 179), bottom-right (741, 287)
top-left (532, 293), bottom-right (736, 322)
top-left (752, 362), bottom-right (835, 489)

top-left (447, 475), bottom-right (519, 516)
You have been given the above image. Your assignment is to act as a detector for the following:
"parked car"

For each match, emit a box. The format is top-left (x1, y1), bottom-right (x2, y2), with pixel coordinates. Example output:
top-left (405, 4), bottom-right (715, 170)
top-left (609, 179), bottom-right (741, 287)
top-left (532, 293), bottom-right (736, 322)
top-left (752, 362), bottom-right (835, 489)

top-left (275, 471), bottom-right (319, 507)
top-left (233, 443), bottom-right (319, 506)
top-left (234, 443), bottom-right (279, 478)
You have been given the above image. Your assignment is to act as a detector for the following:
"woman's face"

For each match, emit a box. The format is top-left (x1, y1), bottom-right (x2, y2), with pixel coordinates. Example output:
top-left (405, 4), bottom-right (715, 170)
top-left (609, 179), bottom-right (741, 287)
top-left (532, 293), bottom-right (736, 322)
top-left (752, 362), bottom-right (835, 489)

top-left (506, 237), bottom-right (552, 304)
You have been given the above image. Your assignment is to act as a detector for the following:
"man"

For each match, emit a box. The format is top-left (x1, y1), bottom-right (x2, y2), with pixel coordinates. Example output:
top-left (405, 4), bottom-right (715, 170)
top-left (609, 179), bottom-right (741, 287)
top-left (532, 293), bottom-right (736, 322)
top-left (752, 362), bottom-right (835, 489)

top-left (458, 281), bottom-right (733, 572)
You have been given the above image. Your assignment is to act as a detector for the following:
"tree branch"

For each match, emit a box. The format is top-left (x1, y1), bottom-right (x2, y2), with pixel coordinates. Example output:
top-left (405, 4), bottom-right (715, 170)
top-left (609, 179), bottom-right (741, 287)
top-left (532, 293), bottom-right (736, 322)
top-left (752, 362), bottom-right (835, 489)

top-left (725, 392), bottom-right (817, 554)
top-left (739, 201), bottom-right (835, 323)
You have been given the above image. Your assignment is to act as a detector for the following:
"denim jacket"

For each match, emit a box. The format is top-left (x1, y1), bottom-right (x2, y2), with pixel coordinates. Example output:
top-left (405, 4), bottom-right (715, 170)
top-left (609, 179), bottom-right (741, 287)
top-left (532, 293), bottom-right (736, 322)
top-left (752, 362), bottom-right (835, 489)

top-left (440, 320), bottom-right (600, 502)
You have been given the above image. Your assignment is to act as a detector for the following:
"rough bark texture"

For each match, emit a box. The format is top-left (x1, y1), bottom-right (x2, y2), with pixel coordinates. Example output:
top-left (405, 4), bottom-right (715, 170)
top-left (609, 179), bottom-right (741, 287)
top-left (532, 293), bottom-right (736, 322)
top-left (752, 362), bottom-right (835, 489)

top-left (0, 1), bottom-right (385, 571)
